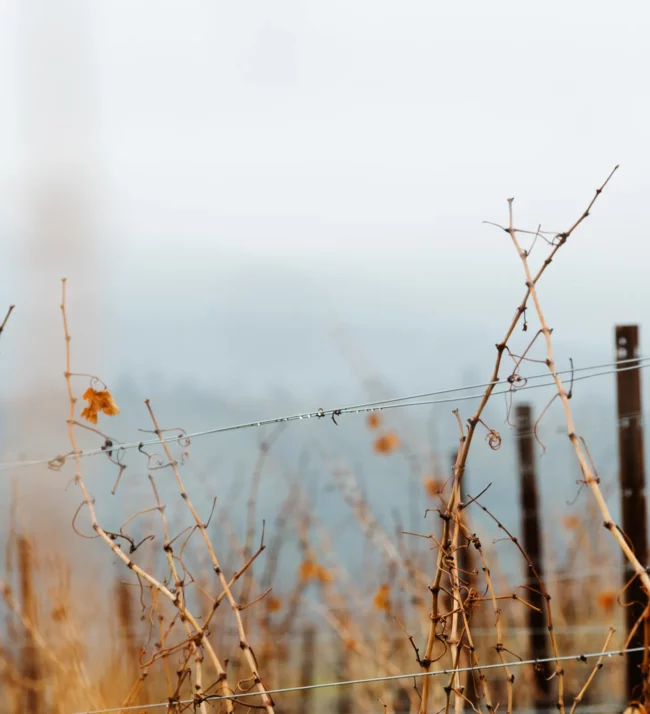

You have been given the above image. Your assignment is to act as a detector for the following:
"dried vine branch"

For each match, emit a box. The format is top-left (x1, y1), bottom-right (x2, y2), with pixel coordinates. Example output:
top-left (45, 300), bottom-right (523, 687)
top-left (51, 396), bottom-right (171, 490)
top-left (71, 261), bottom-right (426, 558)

top-left (418, 167), bottom-right (619, 714)
top-left (145, 400), bottom-right (276, 714)
top-left (59, 279), bottom-right (235, 713)
top-left (503, 190), bottom-right (650, 596)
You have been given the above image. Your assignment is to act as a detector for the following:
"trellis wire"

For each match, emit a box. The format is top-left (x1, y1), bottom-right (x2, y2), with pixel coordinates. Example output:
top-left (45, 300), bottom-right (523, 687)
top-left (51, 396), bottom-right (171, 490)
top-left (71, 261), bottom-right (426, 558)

top-left (214, 623), bottom-right (628, 641)
top-left (1, 357), bottom-right (647, 473)
top-left (71, 646), bottom-right (644, 714)
top-left (510, 706), bottom-right (624, 714)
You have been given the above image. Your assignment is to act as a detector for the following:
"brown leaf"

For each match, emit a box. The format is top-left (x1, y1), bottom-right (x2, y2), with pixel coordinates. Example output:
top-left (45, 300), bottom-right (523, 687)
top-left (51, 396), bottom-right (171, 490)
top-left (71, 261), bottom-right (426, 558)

top-left (367, 412), bottom-right (382, 430)
top-left (374, 432), bottom-right (400, 455)
top-left (373, 584), bottom-right (391, 612)
top-left (423, 477), bottom-right (445, 498)
top-left (563, 515), bottom-right (580, 530)
top-left (596, 590), bottom-right (616, 612)
top-left (81, 387), bottom-right (120, 424)
top-left (299, 559), bottom-right (332, 585)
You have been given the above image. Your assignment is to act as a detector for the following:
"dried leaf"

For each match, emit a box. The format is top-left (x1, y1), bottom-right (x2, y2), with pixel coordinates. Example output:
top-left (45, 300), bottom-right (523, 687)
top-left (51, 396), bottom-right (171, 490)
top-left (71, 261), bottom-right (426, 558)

top-left (423, 477), bottom-right (445, 498)
top-left (81, 387), bottom-right (120, 424)
top-left (299, 559), bottom-right (332, 585)
top-left (562, 515), bottom-right (580, 530)
top-left (317, 566), bottom-right (332, 584)
top-left (374, 432), bottom-right (400, 455)
top-left (373, 584), bottom-right (391, 612)
top-left (299, 560), bottom-right (318, 582)
top-left (596, 590), bottom-right (616, 612)
top-left (367, 412), bottom-right (382, 430)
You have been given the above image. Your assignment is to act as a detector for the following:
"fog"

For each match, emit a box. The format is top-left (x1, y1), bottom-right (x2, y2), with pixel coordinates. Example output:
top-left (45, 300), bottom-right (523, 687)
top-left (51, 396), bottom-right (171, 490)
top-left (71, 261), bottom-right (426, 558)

top-left (1, 1), bottom-right (649, 562)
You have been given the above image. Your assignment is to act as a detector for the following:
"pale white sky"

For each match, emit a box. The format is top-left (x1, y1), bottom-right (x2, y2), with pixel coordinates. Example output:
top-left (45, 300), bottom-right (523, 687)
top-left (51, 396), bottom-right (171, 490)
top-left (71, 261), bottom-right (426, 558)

top-left (1, 0), bottom-right (649, 400)
top-left (1, 1), bottom-right (649, 559)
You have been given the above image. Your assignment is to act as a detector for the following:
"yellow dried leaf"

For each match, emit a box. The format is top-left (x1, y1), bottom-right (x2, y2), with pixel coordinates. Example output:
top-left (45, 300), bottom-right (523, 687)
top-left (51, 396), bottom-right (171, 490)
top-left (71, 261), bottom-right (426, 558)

top-left (373, 584), bottom-right (391, 612)
top-left (99, 391), bottom-right (120, 417)
top-left (81, 387), bottom-right (120, 424)
top-left (317, 566), bottom-right (332, 584)
top-left (80, 406), bottom-right (98, 424)
top-left (423, 477), bottom-right (444, 498)
top-left (299, 560), bottom-right (318, 582)
top-left (596, 590), bottom-right (616, 612)
top-left (299, 559), bottom-right (332, 585)
top-left (367, 412), bottom-right (382, 430)
top-left (267, 596), bottom-right (282, 613)
top-left (373, 432), bottom-right (400, 455)
top-left (563, 515), bottom-right (580, 530)
top-left (51, 605), bottom-right (67, 622)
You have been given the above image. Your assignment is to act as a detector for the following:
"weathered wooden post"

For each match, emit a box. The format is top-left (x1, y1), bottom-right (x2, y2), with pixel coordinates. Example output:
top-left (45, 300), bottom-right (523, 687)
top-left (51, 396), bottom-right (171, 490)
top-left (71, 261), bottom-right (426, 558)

top-left (515, 404), bottom-right (550, 710)
top-left (299, 625), bottom-right (315, 714)
top-left (616, 325), bottom-right (648, 702)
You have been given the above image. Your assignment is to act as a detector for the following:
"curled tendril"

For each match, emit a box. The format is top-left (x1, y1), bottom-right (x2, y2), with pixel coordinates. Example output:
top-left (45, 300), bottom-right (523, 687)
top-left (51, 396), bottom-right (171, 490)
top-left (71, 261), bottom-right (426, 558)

top-left (89, 375), bottom-right (108, 391)
top-left (486, 430), bottom-right (502, 450)
top-left (567, 479), bottom-right (587, 506)
top-left (138, 427), bottom-right (191, 463)
top-left (137, 443), bottom-right (170, 470)
top-left (478, 418), bottom-right (502, 450)
top-left (138, 442), bottom-right (154, 459)
top-left (48, 454), bottom-right (67, 471)
top-left (105, 443), bottom-right (128, 494)
top-left (177, 432), bottom-right (191, 449)
top-left (148, 453), bottom-right (170, 470)
top-left (166, 430), bottom-right (191, 463)
top-left (507, 373), bottom-right (528, 390)
top-left (149, 427), bottom-right (192, 444)
top-left (72, 499), bottom-right (99, 539)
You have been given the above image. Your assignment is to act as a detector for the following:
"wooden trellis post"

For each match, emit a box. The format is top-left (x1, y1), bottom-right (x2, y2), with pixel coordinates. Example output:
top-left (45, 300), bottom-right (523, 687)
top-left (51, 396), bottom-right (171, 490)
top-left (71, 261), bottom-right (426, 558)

top-left (616, 325), bottom-right (649, 702)
top-left (515, 404), bottom-right (550, 710)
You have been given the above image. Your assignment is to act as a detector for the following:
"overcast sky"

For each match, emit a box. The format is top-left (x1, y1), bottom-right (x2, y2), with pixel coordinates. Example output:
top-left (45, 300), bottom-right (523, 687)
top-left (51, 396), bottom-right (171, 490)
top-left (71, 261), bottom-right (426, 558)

top-left (2, 4), bottom-right (650, 597)
top-left (1, 0), bottom-right (649, 448)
